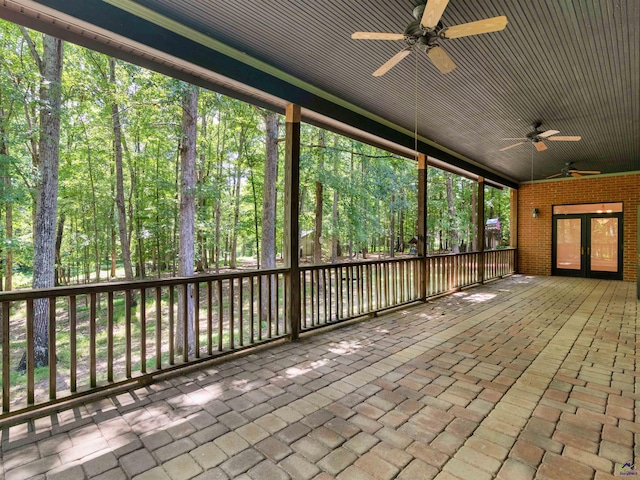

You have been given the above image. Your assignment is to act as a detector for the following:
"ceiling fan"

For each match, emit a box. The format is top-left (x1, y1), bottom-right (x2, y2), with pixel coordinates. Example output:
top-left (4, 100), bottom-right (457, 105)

top-left (547, 162), bottom-right (601, 179)
top-left (351, 0), bottom-right (508, 76)
top-left (500, 121), bottom-right (582, 152)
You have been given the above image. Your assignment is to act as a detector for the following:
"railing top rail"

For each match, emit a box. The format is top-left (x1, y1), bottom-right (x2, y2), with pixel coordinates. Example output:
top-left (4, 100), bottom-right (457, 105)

top-left (0, 267), bottom-right (289, 302)
top-left (426, 248), bottom-right (515, 257)
top-left (300, 256), bottom-right (420, 271)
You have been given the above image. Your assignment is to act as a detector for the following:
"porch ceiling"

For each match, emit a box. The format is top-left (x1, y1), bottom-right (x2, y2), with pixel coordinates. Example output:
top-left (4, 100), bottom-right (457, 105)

top-left (3, 0), bottom-right (639, 184)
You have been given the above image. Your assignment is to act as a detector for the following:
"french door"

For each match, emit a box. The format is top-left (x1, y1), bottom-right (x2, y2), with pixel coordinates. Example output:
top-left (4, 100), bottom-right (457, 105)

top-left (552, 212), bottom-right (623, 279)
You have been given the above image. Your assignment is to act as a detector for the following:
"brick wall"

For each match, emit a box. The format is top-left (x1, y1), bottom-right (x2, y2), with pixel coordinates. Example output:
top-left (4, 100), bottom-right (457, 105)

top-left (517, 173), bottom-right (639, 282)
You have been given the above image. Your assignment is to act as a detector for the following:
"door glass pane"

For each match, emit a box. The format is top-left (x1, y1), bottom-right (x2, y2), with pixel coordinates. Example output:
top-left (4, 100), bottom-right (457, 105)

top-left (554, 203), bottom-right (623, 215)
top-left (556, 218), bottom-right (582, 270)
top-left (590, 218), bottom-right (618, 272)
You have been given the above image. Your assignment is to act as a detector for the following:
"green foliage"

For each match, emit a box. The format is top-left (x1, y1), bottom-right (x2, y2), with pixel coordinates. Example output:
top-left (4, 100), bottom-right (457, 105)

top-left (0, 19), bottom-right (511, 284)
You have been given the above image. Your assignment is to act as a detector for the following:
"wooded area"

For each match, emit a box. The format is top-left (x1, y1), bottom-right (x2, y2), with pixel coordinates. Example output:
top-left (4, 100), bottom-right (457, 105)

top-left (0, 19), bottom-right (511, 295)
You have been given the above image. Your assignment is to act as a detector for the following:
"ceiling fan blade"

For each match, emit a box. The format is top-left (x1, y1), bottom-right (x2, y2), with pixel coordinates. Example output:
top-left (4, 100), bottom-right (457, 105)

top-left (421, 0), bottom-right (450, 29)
top-left (427, 46), bottom-right (456, 74)
top-left (442, 16), bottom-right (508, 39)
top-left (570, 172), bottom-right (582, 178)
top-left (499, 142), bottom-right (525, 152)
top-left (547, 136), bottom-right (582, 141)
top-left (574, 170), bottom-right (601, 174)
top-left (538, 129), bottom-right (560, 138)
top-left (534, 141), bottom-right (547, 152)
top-left (373, 48), bottom-right (411, 77)
top-left (546, 173), bottom-right (564, 179)
top-left (352, 32), bottom-right (406, 40)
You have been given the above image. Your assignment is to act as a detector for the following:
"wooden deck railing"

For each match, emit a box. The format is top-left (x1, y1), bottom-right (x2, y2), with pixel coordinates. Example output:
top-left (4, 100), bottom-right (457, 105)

top-left (0, 249), bottom-right (515, 421)
top-left (300, 257), bottom-right (422, 330)
top-left (0, 269), bottom-right (287, 420)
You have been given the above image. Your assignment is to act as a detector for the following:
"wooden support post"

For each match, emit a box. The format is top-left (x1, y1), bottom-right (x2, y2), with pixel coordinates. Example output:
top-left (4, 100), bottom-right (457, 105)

top-left (417, 153), bottom-right (428, 301)
top-left (637, 206), bottom-right (639, 300)
top-left (284, 104), bottom-right (301, 340)
top-left (477, 177), bottom-right (485, 283)
top-left (510, 188), bottom-right (518, 272)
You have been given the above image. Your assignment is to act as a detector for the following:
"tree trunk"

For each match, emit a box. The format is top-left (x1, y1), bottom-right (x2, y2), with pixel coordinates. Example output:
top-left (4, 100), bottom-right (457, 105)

top-left (389, 194), bottom-right (395, 258)
top-left (261, 112), bottom-right (278, 321)
top-left (398, 207), bottom-right (405, 253)
top-left (110, 58), bottom-right (134, 281)
top-left (54, 213), bottom-right (65, 286)
top-left (229, 160), bottom-right (242, 269)
top-left (250, 169), bottom-right (260, 267)
top-left (313, 130), bottom-right (325, 264)
top-left (176, 84), bottom-right (199, 356)
top-left (446, 175), bottom-right (460, 253)
top-left (0, 118), bottom-right (12, 291)
top-left (29, 34), bottom-right (64, 368)
top-left (471, 186), bottom-right (477, 251)
top-left (331, 184), bottom-right (339, 262)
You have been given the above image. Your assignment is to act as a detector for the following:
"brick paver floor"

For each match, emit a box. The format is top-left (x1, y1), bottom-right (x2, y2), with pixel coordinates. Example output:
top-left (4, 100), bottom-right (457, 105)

top-left (1, 275), bottom-right (638, 479)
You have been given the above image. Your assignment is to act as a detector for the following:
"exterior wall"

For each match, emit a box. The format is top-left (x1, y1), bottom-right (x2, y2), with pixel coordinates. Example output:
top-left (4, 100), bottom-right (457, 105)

top-left (517, 173), bottom-right (639, 282)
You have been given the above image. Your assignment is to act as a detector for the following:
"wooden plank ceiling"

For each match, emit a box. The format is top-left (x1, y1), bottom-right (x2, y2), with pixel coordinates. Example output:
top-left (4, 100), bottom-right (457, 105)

top-left (4, 0), bottom-right (640, 183)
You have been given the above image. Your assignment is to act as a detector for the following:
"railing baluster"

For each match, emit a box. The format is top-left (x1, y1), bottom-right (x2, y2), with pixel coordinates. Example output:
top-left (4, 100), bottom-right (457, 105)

top-left (49, 296), bottom-right (57, 400)
top-left (322, 268), bottom-right (327, 324)
top-left (338, 266), bottom-right (343, 319)
top-left (2, 301), bottom-right (10, 412)
top-left (140, 288), bottom-right (146, 374)
top-left (195, 282), bottom-right (200, 358)
top-left (70, 296), bottom-right (77, 391)
top-left (181, 284), bottom-right (188, 362)
top-left (217, 280), bottom-right (223, 351)
top-left (249, 277), bottom-right (255, 344)
top-left (155, 287), bottom-right (162, 370)
top-left (257, 276), bottom-right (263, 341)
top-left (310, 270), bottom-right (315, 326)
top-left (125, 291), bottom-right (132, 378)
top-left (26, 299), bottom-right (34, 405)
top-left (302, 271), bottom-right (307, 328)
top-left (331, 267), bottom-right (336, 322)
top-left (358, 265), bottom-right (364, 314)
top-left (90, 293), bottom-right (97, 388)
top-left (267, 274), bottom-right (273, 338)
top-left (229, 279), bottom-right (235, 349)
top-left (207, 281), bottom-right (213, 355)
top-left (282, 273), bottom-right (288, 334)
top-left (169, 286), bottom-right (175, 365)
top-left (238, 278), bottom-right (244, 346)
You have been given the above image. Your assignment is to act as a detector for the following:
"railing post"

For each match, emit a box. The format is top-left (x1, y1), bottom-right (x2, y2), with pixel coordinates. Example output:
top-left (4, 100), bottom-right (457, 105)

top-left (477, 177), bottom-right (485, 283)
top-left (417, 153), bottom-right (428, 301)
top-left (284, 104), bottom-right (301, 340)
top-left (510, 188), bottom-right (518, 272)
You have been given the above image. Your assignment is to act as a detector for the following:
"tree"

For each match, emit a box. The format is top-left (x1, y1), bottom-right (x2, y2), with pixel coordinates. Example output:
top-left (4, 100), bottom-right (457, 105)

top-left (22, 33), bottom-right (64, 368)
top-left (261, 112), bottom-right (278, 270)
top-left (313, 130), bottom-right (324, 263)
top-left (110, 58), bottom-right (134, 282)
top-left (446, 174), bottom-right (460, 253)
top-left (261, 111), bottom-right (278, 322)
top-left (176, 83), bottom-right (199, 355)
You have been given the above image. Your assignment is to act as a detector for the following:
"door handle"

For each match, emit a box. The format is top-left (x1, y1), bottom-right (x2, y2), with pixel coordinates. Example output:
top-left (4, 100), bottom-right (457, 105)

top-left (581, 247), bottom-right (584, 255)
top-left (587, 247), bottom-right (590, 255)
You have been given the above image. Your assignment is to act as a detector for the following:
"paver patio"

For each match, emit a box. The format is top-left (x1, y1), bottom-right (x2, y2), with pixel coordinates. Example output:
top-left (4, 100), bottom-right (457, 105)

top-left (1, 275), bottom-right (638, 480)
